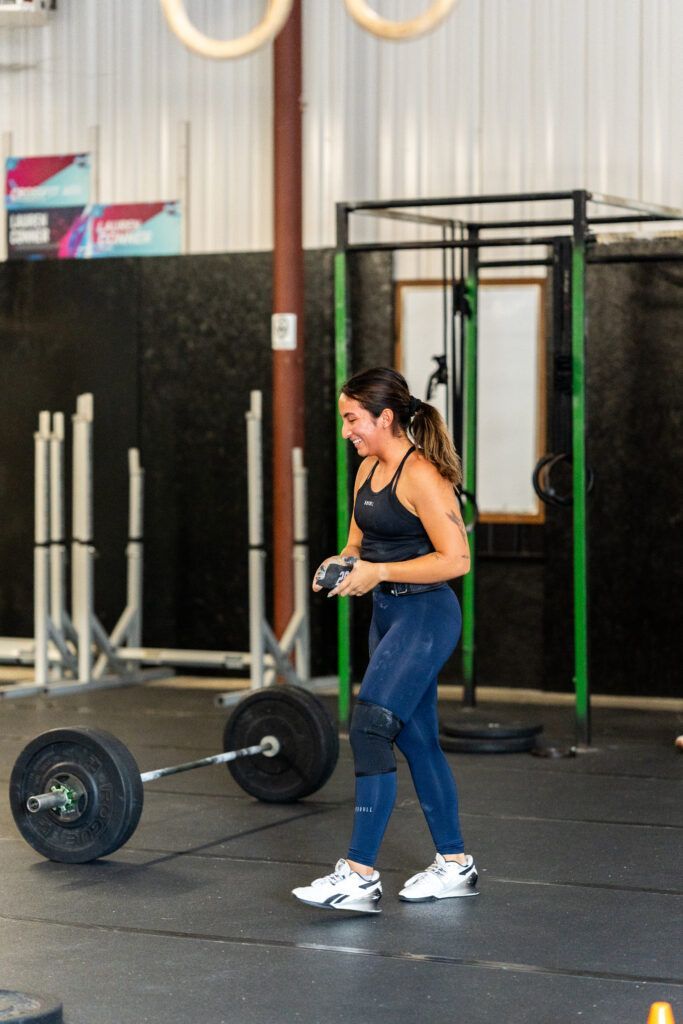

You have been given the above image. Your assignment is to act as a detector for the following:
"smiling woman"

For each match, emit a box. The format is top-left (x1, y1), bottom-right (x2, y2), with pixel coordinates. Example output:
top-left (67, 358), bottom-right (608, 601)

top-left (291, 367), bottom-right (478, 913)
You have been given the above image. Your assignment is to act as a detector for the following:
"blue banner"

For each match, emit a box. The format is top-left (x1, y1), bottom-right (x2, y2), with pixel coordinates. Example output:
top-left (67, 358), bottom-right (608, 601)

top-left (7, 201), bottom-right (182, 260)
top-left (5, 153), bottom-right (90, 210)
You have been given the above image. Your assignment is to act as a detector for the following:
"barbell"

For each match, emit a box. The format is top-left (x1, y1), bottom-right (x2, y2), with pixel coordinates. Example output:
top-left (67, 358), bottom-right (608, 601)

top-left (9, 685), bottom-right (338, 864)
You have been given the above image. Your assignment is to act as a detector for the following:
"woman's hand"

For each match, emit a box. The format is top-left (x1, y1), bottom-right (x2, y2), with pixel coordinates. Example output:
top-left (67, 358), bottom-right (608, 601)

top-left (312, 555), bottom-right (346, 592)
top-left (329, 559), bottom-right (381, 598)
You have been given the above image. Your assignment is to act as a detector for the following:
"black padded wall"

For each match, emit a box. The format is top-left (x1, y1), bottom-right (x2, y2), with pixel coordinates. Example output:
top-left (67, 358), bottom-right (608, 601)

top-left (137, 253), bottom-right (273, 656)
top-left (0, 250), bottom-right (393, 678)
top-left (0, 259), bottom-right (139, 637)
top-left (475, 556), bottom-right (545, 691)
top-left (543, 240), bottom-right (683, 697)
top-left (137, 249), bottom-right (392, 674)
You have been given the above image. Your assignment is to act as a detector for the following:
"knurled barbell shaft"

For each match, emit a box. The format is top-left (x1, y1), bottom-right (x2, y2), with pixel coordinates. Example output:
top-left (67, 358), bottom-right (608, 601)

top-left (139, 739), bottom-right (278, 782)
top-left (26, 736), bottom-right (280, 812)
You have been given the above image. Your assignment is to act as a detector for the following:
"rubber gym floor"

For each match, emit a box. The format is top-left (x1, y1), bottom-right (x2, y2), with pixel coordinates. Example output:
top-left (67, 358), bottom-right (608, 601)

top-left (0, 681), bottom-right (681, 1024)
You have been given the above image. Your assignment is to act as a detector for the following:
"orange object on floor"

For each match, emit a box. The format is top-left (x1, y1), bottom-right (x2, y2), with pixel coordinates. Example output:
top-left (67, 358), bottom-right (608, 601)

top-left (647, 1003), bottom-right (676, 1024)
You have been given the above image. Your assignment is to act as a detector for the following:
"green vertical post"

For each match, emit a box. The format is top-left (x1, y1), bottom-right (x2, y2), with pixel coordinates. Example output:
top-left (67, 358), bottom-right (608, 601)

top-left (571, 194), bottom-right (590, 746)
top-left (460, 240), bottom-right (478, 707)
top-left (334, 249), bottom-right (351, 726)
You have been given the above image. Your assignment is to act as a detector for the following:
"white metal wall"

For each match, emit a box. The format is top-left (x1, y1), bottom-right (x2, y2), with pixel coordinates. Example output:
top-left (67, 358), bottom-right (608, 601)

top-left (0, 0), bottom-right (681, 257)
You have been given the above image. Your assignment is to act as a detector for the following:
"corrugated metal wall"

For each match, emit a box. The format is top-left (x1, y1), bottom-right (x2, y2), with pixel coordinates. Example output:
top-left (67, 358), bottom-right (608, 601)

top-left (1, 0), bottom-right (681, 257)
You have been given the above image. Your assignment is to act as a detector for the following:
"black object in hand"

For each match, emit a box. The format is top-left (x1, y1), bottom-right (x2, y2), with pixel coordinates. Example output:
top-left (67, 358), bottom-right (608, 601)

top-left (315, 557), bottom-right (357, 590)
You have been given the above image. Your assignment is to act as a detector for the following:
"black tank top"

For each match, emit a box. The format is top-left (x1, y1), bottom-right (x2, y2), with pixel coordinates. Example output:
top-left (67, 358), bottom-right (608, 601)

top-left (354, 446), bottom-right (434, 563)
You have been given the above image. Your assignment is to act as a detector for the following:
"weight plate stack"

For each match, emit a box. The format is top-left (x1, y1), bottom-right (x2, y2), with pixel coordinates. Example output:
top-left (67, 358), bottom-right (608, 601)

top-left (224, 686), bottom-right (339, 802)
top-left (9, 728), bottom-right (144, 863)
top-left (439, 716), bottom-right (543, 754)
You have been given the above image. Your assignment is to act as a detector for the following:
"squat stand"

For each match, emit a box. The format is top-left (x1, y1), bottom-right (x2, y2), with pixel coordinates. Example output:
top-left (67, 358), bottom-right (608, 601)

top-left (0, 390), bottom-right (312, 700)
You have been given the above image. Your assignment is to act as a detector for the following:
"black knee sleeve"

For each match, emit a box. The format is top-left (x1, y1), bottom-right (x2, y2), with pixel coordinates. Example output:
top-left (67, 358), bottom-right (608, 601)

top-left (349, 701), bottom-right (403, 777)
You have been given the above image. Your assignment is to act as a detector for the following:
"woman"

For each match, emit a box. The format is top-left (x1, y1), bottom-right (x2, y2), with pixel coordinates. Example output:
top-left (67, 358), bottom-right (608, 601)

top-left (292, 367), bottom-right (477, 913)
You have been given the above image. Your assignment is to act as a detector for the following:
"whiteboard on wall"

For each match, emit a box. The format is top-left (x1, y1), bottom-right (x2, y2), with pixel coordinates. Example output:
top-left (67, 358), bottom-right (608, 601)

top-left (397, 280), bottom-right (545, 522)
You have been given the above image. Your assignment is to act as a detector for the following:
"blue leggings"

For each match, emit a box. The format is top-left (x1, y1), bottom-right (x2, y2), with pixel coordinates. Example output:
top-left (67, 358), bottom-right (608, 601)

top-left (346, 586), bottom-right (464, 867)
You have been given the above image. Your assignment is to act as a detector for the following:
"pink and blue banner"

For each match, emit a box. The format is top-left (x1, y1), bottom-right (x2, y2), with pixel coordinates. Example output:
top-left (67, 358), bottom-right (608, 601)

top-left (5, 154), bottom-right (90, 210)
top-left (61, 202), bottom-right (182, 258)
top-left (7, 201), bottom-right (182, 260)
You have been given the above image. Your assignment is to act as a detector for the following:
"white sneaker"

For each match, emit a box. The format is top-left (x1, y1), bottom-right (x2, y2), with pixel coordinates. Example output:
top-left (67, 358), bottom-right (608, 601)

top-left (399, 853), bottom-right (479, 902)
top-left (292, 858), bottom-right (382, 913)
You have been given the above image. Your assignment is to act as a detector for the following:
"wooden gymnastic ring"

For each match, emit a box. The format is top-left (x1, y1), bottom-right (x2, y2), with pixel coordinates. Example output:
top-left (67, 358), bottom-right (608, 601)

top-left (344, 0), bottom-right (459, 41)
top-left (160, 0), bottom-right (294, 60)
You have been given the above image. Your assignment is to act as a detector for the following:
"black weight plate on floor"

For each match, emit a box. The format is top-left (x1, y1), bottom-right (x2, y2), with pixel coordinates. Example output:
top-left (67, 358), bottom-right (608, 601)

top-left (440, 718), bottom-right (543, 740)
top-left (9, 728), bottom-right (144, 864)
top-left (223, 686), bottom-right (339, 802)
top-left (0, 991), bottom-right (63, 1024)
top-left (440, 732), bottom-right (538, 753)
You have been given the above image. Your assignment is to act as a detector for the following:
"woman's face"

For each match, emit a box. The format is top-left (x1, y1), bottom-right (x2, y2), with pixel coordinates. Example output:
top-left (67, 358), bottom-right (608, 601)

top-left (339, 394), bottom-right (385, 457)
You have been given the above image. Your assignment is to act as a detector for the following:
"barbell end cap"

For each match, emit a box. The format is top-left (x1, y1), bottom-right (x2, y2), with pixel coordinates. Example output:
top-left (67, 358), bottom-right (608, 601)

top-left (260, 735), bottom-right (281, 758)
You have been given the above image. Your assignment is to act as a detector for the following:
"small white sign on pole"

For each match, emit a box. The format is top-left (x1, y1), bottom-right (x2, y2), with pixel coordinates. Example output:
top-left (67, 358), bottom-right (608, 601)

top-left (271, 313), bottom-right (297, 351)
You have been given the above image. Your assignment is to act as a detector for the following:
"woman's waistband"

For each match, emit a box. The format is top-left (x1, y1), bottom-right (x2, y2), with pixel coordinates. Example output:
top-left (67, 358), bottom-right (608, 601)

top-left (377, 581), bottom-right (449, 597)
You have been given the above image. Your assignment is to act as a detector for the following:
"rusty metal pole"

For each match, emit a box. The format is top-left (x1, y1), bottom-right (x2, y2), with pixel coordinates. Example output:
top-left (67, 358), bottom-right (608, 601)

top-left (272, 0), bottom-right (304, 641)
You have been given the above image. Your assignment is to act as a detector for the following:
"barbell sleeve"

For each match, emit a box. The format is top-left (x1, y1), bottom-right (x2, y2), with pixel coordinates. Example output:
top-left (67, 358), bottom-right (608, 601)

top-left (27, 792), bottom-right (69, 813)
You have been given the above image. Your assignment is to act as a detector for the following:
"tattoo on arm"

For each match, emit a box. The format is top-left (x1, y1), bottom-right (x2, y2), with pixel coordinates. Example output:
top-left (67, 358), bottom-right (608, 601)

top-left (446, 508), bottom-right (468, 543)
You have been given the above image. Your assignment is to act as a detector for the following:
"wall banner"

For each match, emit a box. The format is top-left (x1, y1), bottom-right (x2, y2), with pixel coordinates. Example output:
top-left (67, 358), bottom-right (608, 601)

top-left (65, 202), bottom-right (182, 258)
top-left (5, 154), bottom-right (90, 210)
top-left (7, 201), bottom-right (182, 260)
top-left (7, 207), bottom-right (86, 259)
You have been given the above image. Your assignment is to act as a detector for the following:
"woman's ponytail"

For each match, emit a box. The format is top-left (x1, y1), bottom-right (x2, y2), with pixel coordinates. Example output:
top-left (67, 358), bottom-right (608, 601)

top-left (409, 402), bottom-right (462, 487)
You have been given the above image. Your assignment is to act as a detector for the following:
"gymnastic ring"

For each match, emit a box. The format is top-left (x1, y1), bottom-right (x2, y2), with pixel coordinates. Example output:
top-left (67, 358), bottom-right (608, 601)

top-left (159, 0), bottom-right (294, 60)
top-left (344, 0), bottom-right (459, 41)
top-left (457, 488), bottom-right (478, 534)
top-left (532, 452), bottom-right (595, 508)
